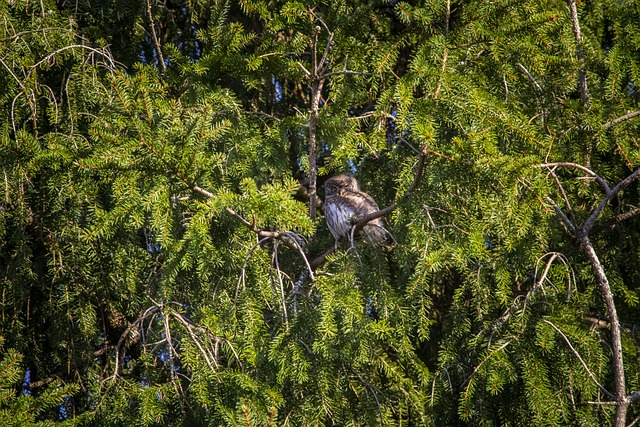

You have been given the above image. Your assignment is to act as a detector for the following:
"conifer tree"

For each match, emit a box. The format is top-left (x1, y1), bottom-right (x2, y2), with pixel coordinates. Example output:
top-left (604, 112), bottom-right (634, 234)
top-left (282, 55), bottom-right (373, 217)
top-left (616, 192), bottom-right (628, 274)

top-left (1, 0), bottom-right (640, 425)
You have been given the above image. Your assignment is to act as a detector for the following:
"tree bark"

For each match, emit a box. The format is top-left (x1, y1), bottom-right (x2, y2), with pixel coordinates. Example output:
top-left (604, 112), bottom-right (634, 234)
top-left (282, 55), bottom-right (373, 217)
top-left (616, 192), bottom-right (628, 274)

top-left (580, 235), bottom-right (628, 427)
top-left (308, 77), bottom-right (324, 220)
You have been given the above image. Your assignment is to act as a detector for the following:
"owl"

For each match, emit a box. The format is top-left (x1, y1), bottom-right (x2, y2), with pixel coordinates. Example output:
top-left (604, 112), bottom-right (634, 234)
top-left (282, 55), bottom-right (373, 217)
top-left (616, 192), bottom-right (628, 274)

top-left (324, 174), bottom-right (391, 246)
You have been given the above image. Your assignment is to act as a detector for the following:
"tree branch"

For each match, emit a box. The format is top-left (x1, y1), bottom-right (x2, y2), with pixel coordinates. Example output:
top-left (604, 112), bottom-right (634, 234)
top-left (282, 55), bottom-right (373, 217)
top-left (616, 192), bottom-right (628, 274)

top-left (28, 374), bottom-right (61, 389)
top-left (540, 163), bottom-right (611, 195)
top-left (517, 62), bottom-right (543, 93)
top-left (567, 0), bottom-right (589, 108)
top-left (320, 69), bottom-right (373, 79)
top-left (579, 235), bottom-right (628, 426)
top-left (146, 0), bottom-right (166, 72)
top-left (603, 110), bottom-right (640, 130)
top-left (543, 319), bottom-right (616, 401)
top-left (543, 165), bottom-right (640, 427)
top-left (545, 196), bottom-right (577, 235)
top-left (583, 168), bottom-right (640, 234)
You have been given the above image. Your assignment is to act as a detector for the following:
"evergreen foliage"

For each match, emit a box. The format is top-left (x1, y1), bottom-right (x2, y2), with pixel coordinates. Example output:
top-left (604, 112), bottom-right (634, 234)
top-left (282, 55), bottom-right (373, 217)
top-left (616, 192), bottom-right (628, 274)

top-left (1, 0), bottom-right (640, 425)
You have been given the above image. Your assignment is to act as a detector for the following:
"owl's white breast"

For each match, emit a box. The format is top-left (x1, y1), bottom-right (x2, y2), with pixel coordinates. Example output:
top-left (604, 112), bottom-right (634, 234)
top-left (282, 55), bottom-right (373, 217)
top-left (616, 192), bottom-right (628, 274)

top-left (325, 200), bottom-right (356, 240)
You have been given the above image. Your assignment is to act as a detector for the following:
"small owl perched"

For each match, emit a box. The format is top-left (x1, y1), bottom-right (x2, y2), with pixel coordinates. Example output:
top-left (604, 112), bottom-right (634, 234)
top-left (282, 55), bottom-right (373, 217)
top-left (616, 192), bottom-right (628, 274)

top-left (324, 174), bottom-right (392, 246)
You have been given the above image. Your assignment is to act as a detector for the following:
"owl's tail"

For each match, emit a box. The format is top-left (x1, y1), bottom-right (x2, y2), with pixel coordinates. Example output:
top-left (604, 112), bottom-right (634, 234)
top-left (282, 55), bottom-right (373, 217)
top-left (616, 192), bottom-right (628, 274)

top-left (364, 222), bottom-right (396, 249)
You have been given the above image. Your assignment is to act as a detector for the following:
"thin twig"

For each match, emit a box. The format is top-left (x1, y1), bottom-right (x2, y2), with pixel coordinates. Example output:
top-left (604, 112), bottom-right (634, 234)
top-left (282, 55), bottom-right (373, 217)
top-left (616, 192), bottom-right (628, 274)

top-left (236, 237), bottom-right (270, 300)
top-left (146, 0), bottom-right (166, 72)
top-left (546, 168), bottom-right (577, 225)
top-left (273, 241), bottom-right (289, 326)
top-left (517, 63), bottom-right (543, 92)
top-left (503, 74), bottom-right (509, 102)
top-left (170, 312), bottom-right (219, 372)
top-left (320, 69), bottom-right (373, 79)
top-left (627, 413), bottom-right (640, 427)
top-left (434, 0), bottom-right (450, 99)
top-left (540, 162), bottom-right (610, 195)
top-left (463, 340), bottom-right (512, 397)
top-left (30, 45), bottom-right (117, 70)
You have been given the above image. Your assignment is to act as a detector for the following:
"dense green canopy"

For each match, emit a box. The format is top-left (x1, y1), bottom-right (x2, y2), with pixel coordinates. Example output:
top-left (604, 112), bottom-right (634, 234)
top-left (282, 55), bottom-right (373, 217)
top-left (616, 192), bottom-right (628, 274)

top-left (1, 0), bottom-right (640, 425)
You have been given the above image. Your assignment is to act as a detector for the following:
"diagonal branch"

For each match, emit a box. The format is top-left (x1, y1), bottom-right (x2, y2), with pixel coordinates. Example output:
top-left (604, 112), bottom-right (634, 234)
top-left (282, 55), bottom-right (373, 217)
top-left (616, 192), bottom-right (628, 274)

top-left (518, 62), bottom-right (543, 93)
top-left (583, 168), bottom-right (640, 234)
top-left (546, 196), bottom-right (576, 235)
top-left (543, 319), bottom-right (616, 401)
top-left (603, 110), bottom-right (640, 130)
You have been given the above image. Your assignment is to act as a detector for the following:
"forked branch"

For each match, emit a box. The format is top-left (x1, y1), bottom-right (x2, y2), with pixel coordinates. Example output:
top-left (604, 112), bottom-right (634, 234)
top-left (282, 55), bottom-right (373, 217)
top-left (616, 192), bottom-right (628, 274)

top-left (543, 163), bottom-right (640, 427)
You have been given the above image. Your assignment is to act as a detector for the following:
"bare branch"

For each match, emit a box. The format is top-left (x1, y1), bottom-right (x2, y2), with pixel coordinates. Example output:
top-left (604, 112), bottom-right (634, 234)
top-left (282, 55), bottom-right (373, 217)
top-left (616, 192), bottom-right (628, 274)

top-left (545, 196), bottom-right (577, 235)
top-left (273, 241), bottom-right (289, 325)
top-left (309, 8), bottom-right (333, 72)
top-left (146, 0), bottom-right (166, 72)
top-left (31, 45), bottom-right (118, 71)
top-left (612, 207), bottom-right (640, 224)
top-left (236, 237), bottom-right (270, 300)
top-left (111, 306), bottom-right (159, 378)
top-left (517, 62), bottom-right (543, 92)
top-left (533, 252), bottom-right (574, 297)
top-left (567, 0), bottom-right (589, 107)
top-left (28, 374), bottom-right (61, 389)
top-left (583, 168), bottom-right (640, 233)
top-left (603, 110), bottom-right (640, 130)
top-left (463, 340), bottom-right (512, 398)
top-left (628, 413), bottom-right (640, 427)
top-left (599, 207), bottom-right (640, 231)
top-left (224, 207), bottom-right (308, 253)
top-left (434, 0), bottom-right (451, 99)
top-left (540, 163), bottom-right (611, 195)
top-left (309, 245), bottom-right (337, 270)
top-left (170, 311), bottom-right (220, 372)
top-left (579, 235), bottom-right (628, 426)
top-left (543, 165), bottom-right (640, 427)
top-left (503, 74), bottom-right (509, 102)
top-left (543, 319), bottom-right (616, 400)
top-left (297, 61), bottom-right (311, 77)
top-left (547, 168), bottom-right (577, 225)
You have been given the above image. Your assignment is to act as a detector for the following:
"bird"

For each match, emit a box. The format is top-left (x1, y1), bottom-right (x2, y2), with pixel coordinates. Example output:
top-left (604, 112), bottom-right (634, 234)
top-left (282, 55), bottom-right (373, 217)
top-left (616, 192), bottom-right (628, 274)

top-left (323, 174), bottom-right (392, 247)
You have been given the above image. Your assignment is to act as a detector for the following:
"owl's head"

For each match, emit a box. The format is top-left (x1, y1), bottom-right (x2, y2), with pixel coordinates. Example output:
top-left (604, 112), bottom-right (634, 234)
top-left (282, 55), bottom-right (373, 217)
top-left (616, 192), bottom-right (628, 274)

top-left (324, 174), bottom-right (360, 197)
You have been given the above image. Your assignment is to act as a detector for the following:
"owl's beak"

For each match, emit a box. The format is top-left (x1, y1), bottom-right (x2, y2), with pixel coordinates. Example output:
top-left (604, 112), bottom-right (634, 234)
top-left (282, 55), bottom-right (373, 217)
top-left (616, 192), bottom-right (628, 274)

top-left (338, 189), bottom-right (343, 196)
